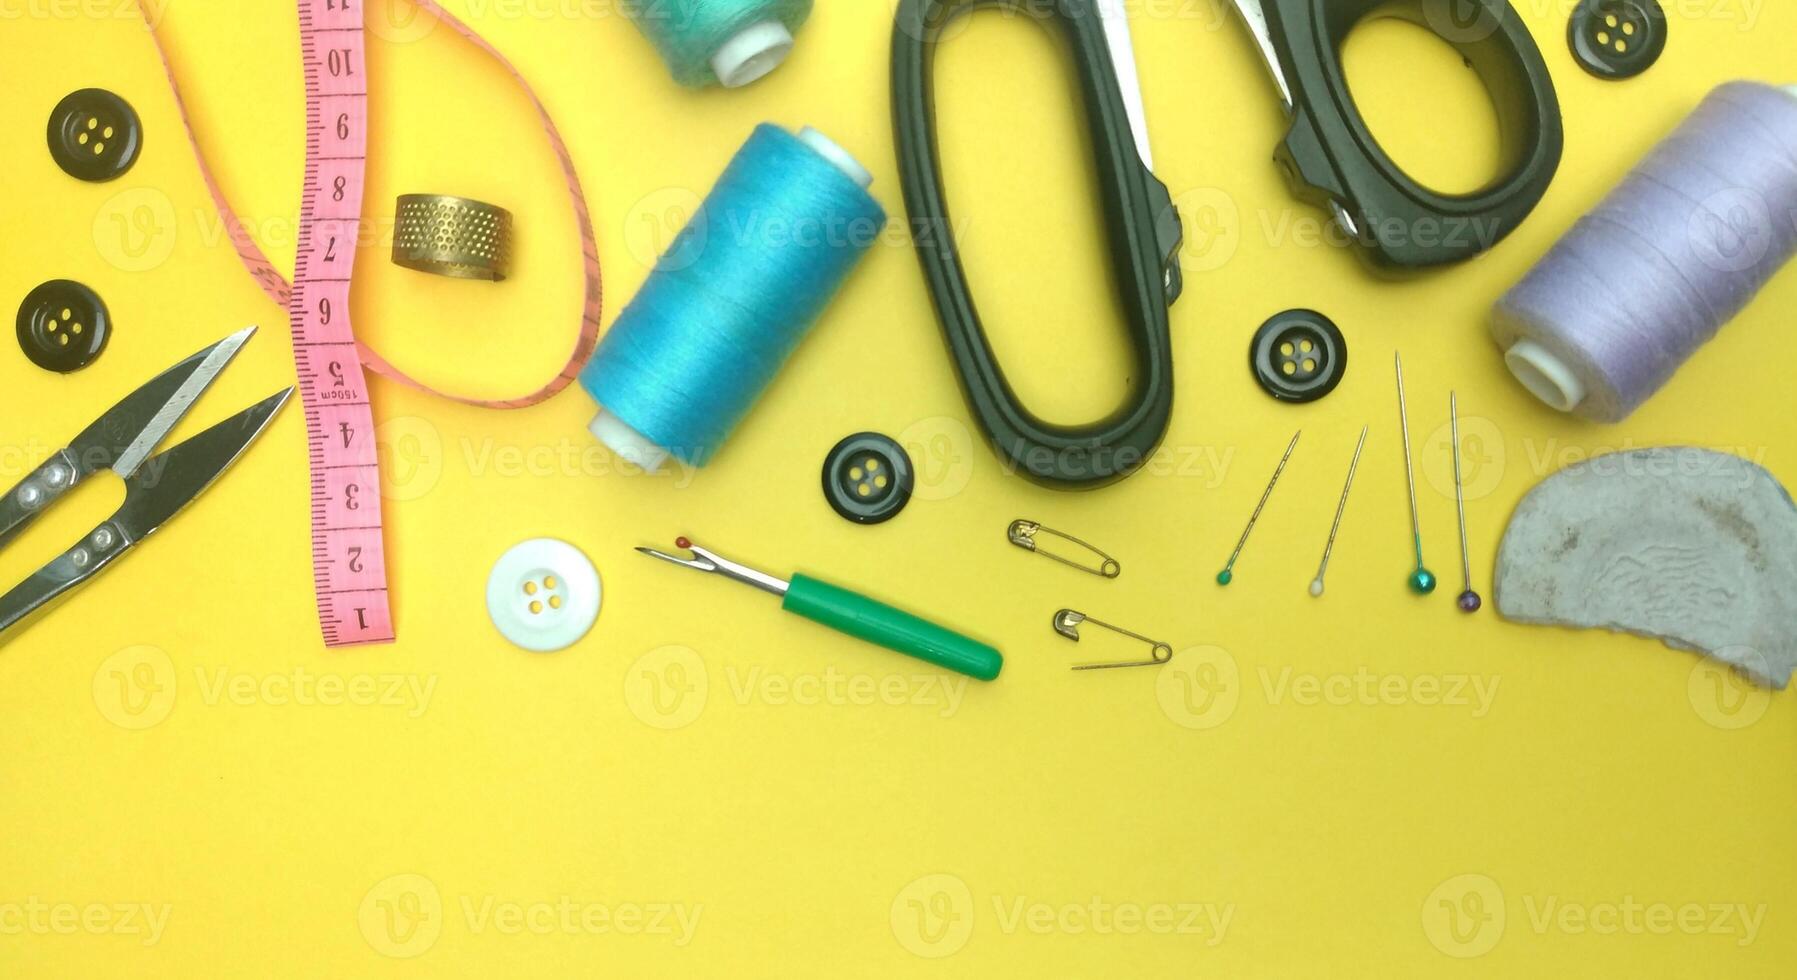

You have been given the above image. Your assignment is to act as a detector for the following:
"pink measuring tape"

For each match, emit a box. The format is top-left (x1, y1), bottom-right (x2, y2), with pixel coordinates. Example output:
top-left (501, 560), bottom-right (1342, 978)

top-left (143, 0), bottom-right (605, 646)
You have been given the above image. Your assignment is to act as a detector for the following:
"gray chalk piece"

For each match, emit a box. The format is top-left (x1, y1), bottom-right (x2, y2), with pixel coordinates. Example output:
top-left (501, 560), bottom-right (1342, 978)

top-left (1495, 447), bottom-right (1797, 688)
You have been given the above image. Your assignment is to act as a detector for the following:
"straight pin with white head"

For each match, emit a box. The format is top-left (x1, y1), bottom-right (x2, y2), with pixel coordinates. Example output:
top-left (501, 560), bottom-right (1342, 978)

top-left (1395, 353), bottom-right (1436, 595)
top-left (1450, 393), bottom-right (1482, 613)
top-left (1310, 425), bottom-right (1369, 597)
top-left (1217, 430), bottom-right (1301, 586)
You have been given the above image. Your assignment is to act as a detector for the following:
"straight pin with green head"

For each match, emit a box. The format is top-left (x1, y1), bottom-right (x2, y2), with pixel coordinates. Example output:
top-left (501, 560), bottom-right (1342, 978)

top-left (1217, 430), bottom-right (1301, 586)
top-left (1310, 425), bottom-right (1369, 597)
top-left (1394, 353), bottom-right (1436, 595)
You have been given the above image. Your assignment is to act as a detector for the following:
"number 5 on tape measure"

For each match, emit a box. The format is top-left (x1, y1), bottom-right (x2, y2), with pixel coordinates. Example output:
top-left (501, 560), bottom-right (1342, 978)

top-left (145, 0), bottom-right (607, 648)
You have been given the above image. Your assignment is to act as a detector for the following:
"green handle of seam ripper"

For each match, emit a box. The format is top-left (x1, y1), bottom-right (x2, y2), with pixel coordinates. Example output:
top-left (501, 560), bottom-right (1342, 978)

top-left (637, 539), bottom-right (1004, 682)
top-left (782, 574), bottom-right (1002, 682)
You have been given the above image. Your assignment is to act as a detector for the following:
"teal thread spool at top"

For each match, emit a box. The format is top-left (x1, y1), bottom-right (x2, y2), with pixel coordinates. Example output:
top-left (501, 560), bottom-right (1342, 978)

top-left (580, 123), bottom-right (885, 471)
top-left (625, 0), bottom-right (814, 88)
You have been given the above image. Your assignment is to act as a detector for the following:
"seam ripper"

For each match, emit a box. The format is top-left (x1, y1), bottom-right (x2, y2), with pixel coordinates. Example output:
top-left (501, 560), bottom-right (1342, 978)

top-left (636, 538), bottom-right (1003, 681)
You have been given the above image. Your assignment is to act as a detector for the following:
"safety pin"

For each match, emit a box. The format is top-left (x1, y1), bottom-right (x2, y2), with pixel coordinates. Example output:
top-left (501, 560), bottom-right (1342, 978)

top-left (1052, 610), bottom-right (1173, 670)
top-left (1008, 520), bottom-right (1121, 579)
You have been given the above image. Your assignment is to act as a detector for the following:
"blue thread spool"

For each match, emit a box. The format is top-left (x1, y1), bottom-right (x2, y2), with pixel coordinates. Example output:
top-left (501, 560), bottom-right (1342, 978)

top-left (624, 0), bottom-right (813, 89)
top-left (581, 124), bottom-right (885, 471)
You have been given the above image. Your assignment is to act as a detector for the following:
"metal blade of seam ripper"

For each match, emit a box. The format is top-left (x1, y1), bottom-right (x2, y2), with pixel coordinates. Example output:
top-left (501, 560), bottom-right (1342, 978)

top-left (293, 0), bottom-right (394, 646)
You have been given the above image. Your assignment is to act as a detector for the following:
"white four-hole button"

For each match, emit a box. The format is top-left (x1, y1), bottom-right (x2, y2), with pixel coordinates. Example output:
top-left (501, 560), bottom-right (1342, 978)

top-left (485, 538), bottom-right (601, 652)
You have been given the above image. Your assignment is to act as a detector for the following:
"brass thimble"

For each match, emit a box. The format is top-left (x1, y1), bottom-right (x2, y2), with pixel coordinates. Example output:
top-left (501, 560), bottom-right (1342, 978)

top-left (392, 194), bottom-right (513, 281)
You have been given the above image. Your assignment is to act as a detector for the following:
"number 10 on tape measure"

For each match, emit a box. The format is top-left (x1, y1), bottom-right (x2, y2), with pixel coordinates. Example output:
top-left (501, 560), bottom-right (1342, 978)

top-left (295, 0), bottom-right (394, 646)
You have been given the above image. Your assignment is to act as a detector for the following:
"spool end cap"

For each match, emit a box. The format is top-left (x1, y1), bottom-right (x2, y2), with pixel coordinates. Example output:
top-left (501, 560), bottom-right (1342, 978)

top-left (798, 126), bottom-right (873, 190)
top-left (589, 409), bottom-right (671, 474)
top-left (1505, 339), bottom-right (1587, 413)
top-left (711, 20), bottom-right (793, 88)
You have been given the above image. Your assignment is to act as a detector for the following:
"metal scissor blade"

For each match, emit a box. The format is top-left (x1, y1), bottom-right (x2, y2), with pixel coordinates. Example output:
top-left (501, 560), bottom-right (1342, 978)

top-left (113, 388), bottom-right (292, 540)
top-left (1226, 0), bottom-right (1359, 237)
top-left (1095, 0), bottom-right (1154, 169)
top-left (1230, 0), bottom-right (1293, 109)
top-left (67, 325), bottom-right (258, 481)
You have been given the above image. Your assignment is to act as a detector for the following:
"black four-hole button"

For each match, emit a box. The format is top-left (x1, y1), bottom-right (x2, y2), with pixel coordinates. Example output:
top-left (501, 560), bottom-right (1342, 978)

top-left (1251, 309), bottom-right (1347, 404)
top-left (822, 433), bottom-right (915, 525)
top-left (17, 280), bottom-right (111, 373)
top-left (1569, 0), bottom-right (1667, 80)
top-left (47, 88), bottom-right (143, 182)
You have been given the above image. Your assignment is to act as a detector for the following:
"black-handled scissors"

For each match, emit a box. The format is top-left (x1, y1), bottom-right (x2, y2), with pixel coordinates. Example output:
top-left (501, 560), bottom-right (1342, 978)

top-left (0, 327), bottom-right (292, 644)
top-left (893, 0), bottom-right (1185, 490)
top-left (1232, 0), bottom-right (1563, 269)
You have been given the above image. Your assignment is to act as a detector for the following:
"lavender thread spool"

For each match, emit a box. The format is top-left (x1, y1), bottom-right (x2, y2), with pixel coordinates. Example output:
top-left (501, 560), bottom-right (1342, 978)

top-left (1492, 82), bottom-right (1797, 422)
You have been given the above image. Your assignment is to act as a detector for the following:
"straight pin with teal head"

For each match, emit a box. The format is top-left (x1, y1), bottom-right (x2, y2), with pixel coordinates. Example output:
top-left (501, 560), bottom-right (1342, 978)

top-left (1395, 353), bottom-right (1436, 595)
top-left (1310, 425), bottom-right (1369, 597)
top-left (1218, 430), bottom-right (1301, 586)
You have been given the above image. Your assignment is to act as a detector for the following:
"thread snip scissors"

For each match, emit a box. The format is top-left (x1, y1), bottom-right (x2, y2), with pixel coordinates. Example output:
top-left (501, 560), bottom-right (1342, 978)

top-left (0, 327), bottom-right (292, 644)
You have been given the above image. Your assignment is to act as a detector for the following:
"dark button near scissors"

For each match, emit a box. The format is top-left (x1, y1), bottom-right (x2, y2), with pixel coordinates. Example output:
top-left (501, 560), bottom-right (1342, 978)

top-left (1251, 309), bottom-right (1346, 403)
top-left (1569, 0), bottom-right (1667, 80)
top-left (47, 88), bottom-right (143, 182)
top-left (822, 432), bottom-right (914, 525)
top-left (17, 280), bottom-right (111, 373)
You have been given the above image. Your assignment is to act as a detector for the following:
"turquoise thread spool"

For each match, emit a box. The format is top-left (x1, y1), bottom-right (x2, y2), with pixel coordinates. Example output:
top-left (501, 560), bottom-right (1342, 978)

top-left (581, 123), bottom-right (885, 471)
top-left (625, 0), bottom-right (814, 88)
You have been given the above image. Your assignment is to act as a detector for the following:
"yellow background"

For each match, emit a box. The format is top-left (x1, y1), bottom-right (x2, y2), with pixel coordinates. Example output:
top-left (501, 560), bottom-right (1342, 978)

top-left (2, 0), bottom-right (1794, 975)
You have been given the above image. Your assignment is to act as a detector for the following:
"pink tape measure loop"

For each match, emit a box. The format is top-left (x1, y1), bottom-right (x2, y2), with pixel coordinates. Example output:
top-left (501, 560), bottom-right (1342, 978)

top-left (144, 0), bottom-right (605, 645)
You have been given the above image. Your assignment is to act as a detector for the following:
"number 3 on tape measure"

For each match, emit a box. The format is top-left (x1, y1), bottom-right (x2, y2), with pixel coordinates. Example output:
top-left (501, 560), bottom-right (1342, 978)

top-left (295, 0), bottom-right (392, 646)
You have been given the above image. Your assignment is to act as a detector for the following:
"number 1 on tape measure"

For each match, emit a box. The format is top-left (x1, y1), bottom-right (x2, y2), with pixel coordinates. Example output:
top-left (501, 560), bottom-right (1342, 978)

top-left (295, 0), bottom-right (393, 646)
